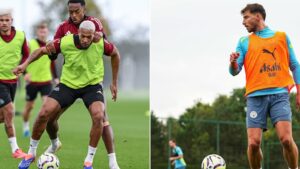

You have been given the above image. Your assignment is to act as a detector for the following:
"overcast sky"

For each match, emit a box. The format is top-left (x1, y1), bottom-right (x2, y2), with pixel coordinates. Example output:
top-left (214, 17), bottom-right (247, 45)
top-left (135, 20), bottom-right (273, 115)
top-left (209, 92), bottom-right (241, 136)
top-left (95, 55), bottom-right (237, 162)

top-left (1, 0), bottom-right (149, 39)
top-left (151, 0), bottom-right (300, 118)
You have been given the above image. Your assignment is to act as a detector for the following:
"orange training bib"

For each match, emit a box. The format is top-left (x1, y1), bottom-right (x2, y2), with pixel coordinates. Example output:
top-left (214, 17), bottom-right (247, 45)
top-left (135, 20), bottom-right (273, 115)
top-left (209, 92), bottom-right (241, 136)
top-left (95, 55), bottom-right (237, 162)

top-left (244, 32), bottom-right (294, 96)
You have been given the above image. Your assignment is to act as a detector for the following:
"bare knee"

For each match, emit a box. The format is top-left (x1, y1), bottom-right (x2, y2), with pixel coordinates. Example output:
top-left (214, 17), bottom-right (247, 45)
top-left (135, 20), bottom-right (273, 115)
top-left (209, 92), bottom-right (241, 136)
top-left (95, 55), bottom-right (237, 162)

top-left (38, 107), bottom-right (52, 122)
top-left (26, 103), bottom-right (34, 111)
top-left (248, 138), bottom-right (261, 151)
top-left (92, 111), bottom-right (104, 125)
top-left (280, 136), bottom-right (293, 150)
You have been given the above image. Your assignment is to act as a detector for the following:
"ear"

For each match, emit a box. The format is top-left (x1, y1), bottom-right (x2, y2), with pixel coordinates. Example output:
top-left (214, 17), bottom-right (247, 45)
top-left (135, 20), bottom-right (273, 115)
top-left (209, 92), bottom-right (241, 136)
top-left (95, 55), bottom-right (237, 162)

top-left (255, 13), bottom-right (262, 20)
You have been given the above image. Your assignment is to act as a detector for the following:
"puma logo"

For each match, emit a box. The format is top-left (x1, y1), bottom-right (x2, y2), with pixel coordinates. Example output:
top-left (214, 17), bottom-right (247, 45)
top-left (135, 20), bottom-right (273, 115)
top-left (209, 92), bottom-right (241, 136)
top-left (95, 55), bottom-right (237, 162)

top-left (262, 48), bottom-right (276, 60)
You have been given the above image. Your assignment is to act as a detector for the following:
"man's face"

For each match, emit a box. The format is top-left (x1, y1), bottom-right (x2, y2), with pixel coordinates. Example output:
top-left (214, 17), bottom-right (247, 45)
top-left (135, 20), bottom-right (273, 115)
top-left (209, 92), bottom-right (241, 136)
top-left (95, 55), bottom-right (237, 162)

top-left (36, 24), bottom-right (49, 40)
top-left (0, 14), bottom-right (13, 32)
top-left (242, 11), bottom-right (260, 33)
top-left (79, 28), bottom-right (94, 48)
top-left (169, 141), bottom-right (175, 148)
top-left (68, 3), bottom-right (85, 25)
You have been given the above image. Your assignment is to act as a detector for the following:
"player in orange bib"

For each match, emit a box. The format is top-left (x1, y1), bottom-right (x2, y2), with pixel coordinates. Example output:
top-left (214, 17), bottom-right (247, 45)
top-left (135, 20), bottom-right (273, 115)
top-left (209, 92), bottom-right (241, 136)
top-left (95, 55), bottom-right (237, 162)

top-left (229, 3), bottom-right (299, 169)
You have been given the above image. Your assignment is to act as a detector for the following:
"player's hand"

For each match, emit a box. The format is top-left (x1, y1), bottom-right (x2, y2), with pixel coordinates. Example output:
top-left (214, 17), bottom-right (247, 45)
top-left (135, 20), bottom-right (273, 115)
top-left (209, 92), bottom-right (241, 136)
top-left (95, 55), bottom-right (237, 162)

top-left (296, 93), bottom-right (300, 109)
top-left (230, 52), bottom-right (240, 63)
top-left (110, 83), bottom-right (118, 102)
top-left (13, 64), bottom-right (27, 77)
top-left (93, 31), bottom-right (103, 43)
top-left (169, 157), bottom-right (175, 161)
top-left (24, 73), bottom-right (31, 82)
top-left (54, 78), bottom-right (60, 85)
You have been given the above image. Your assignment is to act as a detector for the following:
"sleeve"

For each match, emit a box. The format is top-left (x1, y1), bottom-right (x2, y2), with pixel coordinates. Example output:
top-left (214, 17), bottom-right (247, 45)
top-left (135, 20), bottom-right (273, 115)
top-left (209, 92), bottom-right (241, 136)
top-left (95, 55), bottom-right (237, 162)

top-left (90, 17), bottom-right (103, 32)
top-left (90, 17), bottom-right (107, 39)
top-left (20, 37), bottom-right (30, 64)
top-left (50, 61), bottom-right (58, 78)
top-left (175, 147), bottom-right (183, 156)
top-left (286, 34), bottom-right (300, 84)
top-left (48, 38), bottom-right (61, 56)
top-left (54, 23), bottom-right (64, 39)
top-left (229, 36), bottom-right (247, 76)
top-left (49, 24), bottom-right (64, 60)
top-left (104, 39), bottom-right (115, 56)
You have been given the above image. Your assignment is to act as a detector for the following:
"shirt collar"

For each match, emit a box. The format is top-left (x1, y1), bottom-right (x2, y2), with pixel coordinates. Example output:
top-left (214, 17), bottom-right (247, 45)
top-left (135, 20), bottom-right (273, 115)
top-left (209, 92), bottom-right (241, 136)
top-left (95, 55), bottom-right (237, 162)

top-left (68, 15), bottom-right (88, 25)
top-left (255, 26), bottom-right (270, 36)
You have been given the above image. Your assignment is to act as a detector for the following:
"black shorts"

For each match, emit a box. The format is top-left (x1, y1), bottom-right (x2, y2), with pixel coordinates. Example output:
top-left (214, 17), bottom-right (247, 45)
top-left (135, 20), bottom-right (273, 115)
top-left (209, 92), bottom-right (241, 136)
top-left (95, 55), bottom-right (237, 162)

top-left (26, 83), bottom-right (52, 101)
top-left (0, 82), bottom-right (17, 108)
top-left (48, 83), bottom-right (104, 109)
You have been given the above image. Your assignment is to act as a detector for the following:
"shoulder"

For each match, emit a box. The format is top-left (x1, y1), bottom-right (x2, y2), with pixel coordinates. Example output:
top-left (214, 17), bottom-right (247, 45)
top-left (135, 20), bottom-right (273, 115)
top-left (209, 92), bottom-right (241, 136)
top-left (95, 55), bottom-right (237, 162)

top-left (238, 36), bottom-right (249, 44)
top-left (15, 29), bottom-right (25, 36)
top-left (86, 16), bottom-right (103, 30)
top-left (175, 146), bottom-right (182, 151)
top-left (56, 20), bottom-right (70, 32)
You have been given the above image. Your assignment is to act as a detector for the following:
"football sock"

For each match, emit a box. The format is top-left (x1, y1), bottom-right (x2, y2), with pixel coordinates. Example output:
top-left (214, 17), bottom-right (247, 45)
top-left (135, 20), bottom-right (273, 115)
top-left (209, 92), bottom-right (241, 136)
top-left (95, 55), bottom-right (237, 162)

top-left (23, 121), bottom-right (30, 131)
top-left (84, 146), bottom-right (97, 163)
top-left (8, 137), bottom-right (19, 153)
top-left (51, 137), bottom-right (59, 149)
top-left (108, 153), bottom-right (119, 168)
top-left (28, 138), bottom-right (39, 156)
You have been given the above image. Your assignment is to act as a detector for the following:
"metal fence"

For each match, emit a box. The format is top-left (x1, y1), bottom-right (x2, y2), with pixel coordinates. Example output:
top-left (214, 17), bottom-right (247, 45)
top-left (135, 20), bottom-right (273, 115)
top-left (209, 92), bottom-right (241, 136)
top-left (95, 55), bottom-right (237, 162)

top-left (156, 118), bottom-right (300, 169)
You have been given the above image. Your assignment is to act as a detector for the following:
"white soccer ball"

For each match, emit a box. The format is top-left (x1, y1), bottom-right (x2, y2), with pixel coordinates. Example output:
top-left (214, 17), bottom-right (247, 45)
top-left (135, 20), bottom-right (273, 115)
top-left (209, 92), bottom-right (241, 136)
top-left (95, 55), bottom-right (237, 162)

top-left (37, 153), bottom-right (60, 169)
top-left (201, 154), bottom-right (226, 169)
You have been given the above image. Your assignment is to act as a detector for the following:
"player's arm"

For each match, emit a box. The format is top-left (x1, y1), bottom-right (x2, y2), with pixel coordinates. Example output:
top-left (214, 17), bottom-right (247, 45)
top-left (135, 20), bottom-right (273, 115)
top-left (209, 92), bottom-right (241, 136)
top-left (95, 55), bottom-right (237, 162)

top-left (169, 148), bottom-right (184, 161)
top-left (13, 40), bottom-right (60, 76)
top-left (286, 34), bottom-right (300, 108)
top-left (229, 37), bottom-right (247, 76)
top-left (91, 17), bottom-right (105, 42)
top-left (20, 37), bottom-right (30, 64)
top-left (48, 24), bottom-right (64, 60)
top-left (104, 39), bottom-right (120, 101)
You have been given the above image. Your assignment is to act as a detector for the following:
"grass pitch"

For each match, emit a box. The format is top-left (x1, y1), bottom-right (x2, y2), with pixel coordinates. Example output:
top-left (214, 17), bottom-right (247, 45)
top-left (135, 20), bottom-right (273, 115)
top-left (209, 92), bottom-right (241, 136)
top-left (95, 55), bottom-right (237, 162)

top-left (0, 89), bottom-right (149, 169)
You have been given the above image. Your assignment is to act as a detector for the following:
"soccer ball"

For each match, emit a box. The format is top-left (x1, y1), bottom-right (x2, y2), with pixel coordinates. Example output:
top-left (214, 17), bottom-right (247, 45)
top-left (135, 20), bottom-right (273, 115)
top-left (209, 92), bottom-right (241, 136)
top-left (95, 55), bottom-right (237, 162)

top-left (37, 153), bottom-right (60, 169)
top-left (201, 154), bottom-right (226, 169)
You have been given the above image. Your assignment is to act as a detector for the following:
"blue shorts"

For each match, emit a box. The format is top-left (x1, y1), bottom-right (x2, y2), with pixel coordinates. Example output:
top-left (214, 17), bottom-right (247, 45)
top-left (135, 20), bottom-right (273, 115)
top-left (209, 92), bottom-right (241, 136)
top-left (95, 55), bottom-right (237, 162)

top-left (246, 93), bottom-right (292, 131)
top-left (175, 167), bottom-right (186, 169)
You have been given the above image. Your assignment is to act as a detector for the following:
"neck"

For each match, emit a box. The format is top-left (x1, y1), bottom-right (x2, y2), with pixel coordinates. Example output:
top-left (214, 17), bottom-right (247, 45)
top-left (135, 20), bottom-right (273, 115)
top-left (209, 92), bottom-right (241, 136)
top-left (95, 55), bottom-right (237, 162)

top-left (0, 28), bottom-right (11, 36)
top-left (255, 22), bottom-right (267, 32)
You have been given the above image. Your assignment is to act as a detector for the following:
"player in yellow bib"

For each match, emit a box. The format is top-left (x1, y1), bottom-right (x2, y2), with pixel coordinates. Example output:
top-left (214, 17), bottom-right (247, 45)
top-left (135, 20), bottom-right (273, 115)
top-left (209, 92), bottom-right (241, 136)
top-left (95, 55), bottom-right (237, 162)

top-left (22, 21), bottom-right (59, 137)
top-left (0, 9), bottom-right (28, 159)
top-left (14, 20), bottom-right (120, 169)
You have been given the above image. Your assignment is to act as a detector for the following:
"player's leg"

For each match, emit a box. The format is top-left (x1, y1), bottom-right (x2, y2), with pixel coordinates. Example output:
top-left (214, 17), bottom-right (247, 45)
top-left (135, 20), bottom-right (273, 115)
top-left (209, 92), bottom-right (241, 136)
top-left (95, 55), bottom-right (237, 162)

top-left (246, 95), bottom-right (268, 169)
top-left (247, 128), bottom-right (263, 169)
top-left (19, 83), bottom-right (77, 169)
top-left (270, 93), bottom-right (298, 169)
top-left (44, 107), bottom-right (68, 153)
top-left (275, 121), bottom-right (298, 169)
top-left (102, 111), bottom-right (120, 169)
top-left (22, 84), bottom-right (38, 137)
top-left (22, 101), bottom-right (34, 137)
top-left (0, 83), bottom-right (26, 158)
top-left (44, 83), bottom-right (74, 153)
top-left (18, 97), bottom-right (62, 169)
top-left (82, 84), bottom-right (105, 168)
top-left (0, 109), bottom-right (4, 122)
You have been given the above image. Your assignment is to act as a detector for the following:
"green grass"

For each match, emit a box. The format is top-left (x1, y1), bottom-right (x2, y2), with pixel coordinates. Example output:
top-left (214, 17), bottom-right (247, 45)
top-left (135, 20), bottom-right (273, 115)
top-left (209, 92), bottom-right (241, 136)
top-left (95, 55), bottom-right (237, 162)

top-left (0, 90), bottom-right (149, 169)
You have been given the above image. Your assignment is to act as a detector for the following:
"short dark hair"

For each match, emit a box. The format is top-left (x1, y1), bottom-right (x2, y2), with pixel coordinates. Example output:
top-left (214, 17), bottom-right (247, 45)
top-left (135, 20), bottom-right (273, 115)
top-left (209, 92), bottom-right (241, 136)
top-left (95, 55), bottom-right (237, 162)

top-left (241, 3), bottom-right (266, 20)
top-left (68, 0), bottom-right (85, 6)
top-left (169, 139), bottom-right (176, 143)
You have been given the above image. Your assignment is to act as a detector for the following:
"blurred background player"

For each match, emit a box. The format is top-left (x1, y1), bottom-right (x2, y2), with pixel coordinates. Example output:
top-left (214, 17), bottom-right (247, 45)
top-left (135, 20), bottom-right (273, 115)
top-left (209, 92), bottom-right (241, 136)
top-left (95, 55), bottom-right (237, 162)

top-left (46, 0), bottom-right (120, 168)
top-left (169, 139), bottom-right (187, 169)
top-left (0, 9), bottom-right (27, 158)
top-left (22, 21), bottom-right (59, 137)
top-left (15, 20), bottom-right (120, 169)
